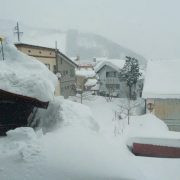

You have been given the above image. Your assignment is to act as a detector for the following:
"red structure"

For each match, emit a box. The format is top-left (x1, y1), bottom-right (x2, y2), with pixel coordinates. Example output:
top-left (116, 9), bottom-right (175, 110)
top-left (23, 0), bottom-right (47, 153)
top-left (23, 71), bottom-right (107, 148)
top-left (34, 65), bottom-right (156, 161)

top-left (132, 143), bottom-right (180, 158)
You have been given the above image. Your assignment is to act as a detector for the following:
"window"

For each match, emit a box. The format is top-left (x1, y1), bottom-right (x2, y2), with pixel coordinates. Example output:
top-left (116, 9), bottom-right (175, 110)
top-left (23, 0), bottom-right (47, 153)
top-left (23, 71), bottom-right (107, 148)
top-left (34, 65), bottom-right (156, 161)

top-left (106, 84), bottom-right (119, 89)
top-left (39, 51), bottom-right (42, 54)
top-left (45, 63), bottom-right (50, 70)
top-left (70, 69), bottom-right (74, 77)
top-left (53, 65), bottom-right (57, 73)
top-left (28, 50), bottom-right (31, 53)
top-left (106, 71), bottom-right (116, 77)
top-left (61, 87), bottom-right (64, 93)
top-left (106, 84), bottom-right (115, 89)
top-left (62, 70), bottom-right (68, 76)
top-left (60, 58), bottom-right (63, 64)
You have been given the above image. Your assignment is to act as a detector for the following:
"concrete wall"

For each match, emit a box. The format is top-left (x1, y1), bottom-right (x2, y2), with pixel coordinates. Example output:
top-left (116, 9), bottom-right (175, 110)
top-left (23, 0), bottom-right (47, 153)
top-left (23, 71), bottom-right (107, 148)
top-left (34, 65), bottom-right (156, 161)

top-left (146, 99), bottom-right (180, 131)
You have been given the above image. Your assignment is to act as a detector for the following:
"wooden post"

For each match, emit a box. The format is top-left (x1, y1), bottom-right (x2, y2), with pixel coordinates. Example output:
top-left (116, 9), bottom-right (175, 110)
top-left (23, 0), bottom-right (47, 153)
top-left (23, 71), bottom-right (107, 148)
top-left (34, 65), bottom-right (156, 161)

top-left (80, 90), bottom-right (83, 104)
top-left (0, 37), bottom-right (4, 60)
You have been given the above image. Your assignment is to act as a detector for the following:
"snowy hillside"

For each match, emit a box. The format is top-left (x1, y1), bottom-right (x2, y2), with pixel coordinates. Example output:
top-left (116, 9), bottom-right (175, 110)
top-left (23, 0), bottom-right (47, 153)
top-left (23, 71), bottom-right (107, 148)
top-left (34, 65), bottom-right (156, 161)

top-left (66, 29), bottom-right (147, 67)
top-left (0, 19), bottom-right (146, 67)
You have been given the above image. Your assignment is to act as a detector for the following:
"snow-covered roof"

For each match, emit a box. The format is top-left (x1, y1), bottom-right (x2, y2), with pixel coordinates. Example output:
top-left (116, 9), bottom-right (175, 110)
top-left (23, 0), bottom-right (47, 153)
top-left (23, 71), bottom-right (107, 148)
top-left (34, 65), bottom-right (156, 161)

top-left (0, 43), bottom-right (57, 102)
top-left (76, 68), bottom-right (96, 78)
top-left (91, 83), bottom-right (100, 91)
top-left (142, 60), bottom-right (180, 99)
top-left (85, 79), bottom-right (97, 87)
top-left (95, 59), bottom-right (125, 73)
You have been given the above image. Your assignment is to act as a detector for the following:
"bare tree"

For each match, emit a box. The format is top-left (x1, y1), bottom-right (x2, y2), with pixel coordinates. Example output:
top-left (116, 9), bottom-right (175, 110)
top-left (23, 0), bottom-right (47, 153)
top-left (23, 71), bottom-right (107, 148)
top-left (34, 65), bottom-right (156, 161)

top-left (76, 88), bottom-right (95, 104)
top-left (113, 99), bottom-right (144, 135)
top-left (104, 85), bottom-right (116, 102)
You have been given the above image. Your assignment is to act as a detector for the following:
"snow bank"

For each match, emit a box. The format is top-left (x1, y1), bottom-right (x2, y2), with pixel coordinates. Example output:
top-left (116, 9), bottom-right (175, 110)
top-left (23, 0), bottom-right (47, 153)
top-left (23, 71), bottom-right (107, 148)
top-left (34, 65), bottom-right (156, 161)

top-left (1, 96), bottom-right (180, 180)
top-left (60, 98), bottom-right (99, 132)
top-left (85, 78), bottom-right (97, 87)
top-left (0, 42), bottom-right (57, 101)
top-left (0, 127), bottom-right (40, 160)
top-left (32, 97), bottom-right (63, 132)
top-left (33, 97), bottom-right (99, 133)
top-left (122, 114), bottom-right (169, 142)
top-left (0, 98), bottom-right (143, 180)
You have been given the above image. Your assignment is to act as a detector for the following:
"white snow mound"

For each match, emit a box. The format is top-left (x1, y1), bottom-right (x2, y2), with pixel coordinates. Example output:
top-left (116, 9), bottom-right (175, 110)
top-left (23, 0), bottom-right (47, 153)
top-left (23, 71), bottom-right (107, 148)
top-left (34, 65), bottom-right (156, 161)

top-left (0, 43), bottom-right (57, 101)
top-left (61, 98), bottom-right (100, 132)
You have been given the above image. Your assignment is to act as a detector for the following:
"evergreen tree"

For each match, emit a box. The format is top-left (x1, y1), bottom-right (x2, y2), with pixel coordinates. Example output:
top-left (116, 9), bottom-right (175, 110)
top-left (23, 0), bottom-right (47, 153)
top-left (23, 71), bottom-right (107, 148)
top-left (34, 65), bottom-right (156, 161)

top-left (120, 56), bottom-right (141, 99)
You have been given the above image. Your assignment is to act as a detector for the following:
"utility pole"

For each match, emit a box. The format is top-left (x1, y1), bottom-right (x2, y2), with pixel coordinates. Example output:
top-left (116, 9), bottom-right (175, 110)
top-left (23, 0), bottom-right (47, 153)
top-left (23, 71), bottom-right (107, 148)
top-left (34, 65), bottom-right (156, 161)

top-left (55, 40), bottom-right (58, 73)
top-left (14, 22), bottom-right (23, 42)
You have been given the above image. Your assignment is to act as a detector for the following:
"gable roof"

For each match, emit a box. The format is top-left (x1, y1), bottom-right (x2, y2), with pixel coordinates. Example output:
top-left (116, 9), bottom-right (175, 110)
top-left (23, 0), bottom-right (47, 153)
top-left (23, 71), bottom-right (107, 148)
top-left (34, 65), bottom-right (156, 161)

top-left (76, 68), bottom-right (96, 78)
top-left (58, 51), bottom-right (78, 68)
top-left (142, 60), bottom-right (180, 99)
top-left (0, 89), bottom-right (49, 108)
top-left (15, 43), bottom-right (77, 68)
top-left (15, 43), bottom-right (55, 51)
top-left (95, 59), bottom-right (125, 73)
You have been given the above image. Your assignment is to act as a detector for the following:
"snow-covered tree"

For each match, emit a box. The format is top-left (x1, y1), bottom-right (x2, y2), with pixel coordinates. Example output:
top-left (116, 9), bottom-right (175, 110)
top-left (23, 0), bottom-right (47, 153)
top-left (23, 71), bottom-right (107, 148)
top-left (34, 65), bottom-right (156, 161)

top-left (120, 56), bottom-right (141, 99)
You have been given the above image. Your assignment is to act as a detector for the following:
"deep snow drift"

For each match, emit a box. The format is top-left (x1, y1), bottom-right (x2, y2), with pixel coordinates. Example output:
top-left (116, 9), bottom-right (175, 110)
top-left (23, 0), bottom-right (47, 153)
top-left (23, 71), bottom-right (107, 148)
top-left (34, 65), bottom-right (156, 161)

top-left (1, 96), bottom-right (180, 180)
top-left (0, 42), bottom-right (57, 101)
top-left (0, 41), bottom-right (180, 180)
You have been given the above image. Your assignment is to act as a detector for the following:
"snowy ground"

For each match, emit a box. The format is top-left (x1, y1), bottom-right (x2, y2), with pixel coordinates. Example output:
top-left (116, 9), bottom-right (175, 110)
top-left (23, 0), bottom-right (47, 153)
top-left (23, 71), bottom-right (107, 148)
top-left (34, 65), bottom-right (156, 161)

top-left (1, 95), bottom-right (180, 180)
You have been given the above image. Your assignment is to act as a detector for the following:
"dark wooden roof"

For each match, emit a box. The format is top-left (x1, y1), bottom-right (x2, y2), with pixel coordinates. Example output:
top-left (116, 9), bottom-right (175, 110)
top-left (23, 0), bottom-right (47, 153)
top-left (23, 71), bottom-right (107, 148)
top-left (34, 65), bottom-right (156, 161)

top-left (0, 89), bottom-right (49, 109)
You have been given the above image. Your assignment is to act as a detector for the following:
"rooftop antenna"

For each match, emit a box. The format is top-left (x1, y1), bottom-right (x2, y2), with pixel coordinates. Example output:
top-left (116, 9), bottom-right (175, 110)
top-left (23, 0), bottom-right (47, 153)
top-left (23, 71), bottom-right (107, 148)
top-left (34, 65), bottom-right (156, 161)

top-left (14, 22), bottom-right (23, 42)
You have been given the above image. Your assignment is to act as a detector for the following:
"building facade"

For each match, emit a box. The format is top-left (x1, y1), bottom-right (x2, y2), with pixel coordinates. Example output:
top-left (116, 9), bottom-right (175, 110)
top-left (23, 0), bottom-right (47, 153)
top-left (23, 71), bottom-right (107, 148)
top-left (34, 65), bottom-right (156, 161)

top-left (145, 98), bottom-right (180, 131)
top-left (96, 64), bottom-right (128, 97)
top-left (142, 60), bottom-right (180, 131)
top-left (75, 63), bottom-right (97, 92)
top-left (15, 43), bottom-right (77, 98)
top-left (57, 52), bottom-right (77, 98)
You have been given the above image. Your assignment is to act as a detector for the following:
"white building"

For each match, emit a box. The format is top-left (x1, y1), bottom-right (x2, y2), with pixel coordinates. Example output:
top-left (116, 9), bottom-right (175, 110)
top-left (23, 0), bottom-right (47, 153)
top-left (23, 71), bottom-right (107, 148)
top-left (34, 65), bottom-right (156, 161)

top-left (142, 59), bottom-right (180, 131)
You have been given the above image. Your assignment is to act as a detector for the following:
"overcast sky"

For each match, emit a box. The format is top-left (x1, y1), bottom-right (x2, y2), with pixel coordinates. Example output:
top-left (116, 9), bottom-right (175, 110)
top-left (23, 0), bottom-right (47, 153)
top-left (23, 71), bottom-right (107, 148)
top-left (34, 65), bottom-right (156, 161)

top-left (1, 0), bottom-right (180, 59)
